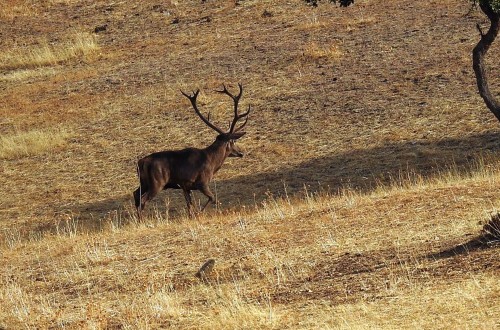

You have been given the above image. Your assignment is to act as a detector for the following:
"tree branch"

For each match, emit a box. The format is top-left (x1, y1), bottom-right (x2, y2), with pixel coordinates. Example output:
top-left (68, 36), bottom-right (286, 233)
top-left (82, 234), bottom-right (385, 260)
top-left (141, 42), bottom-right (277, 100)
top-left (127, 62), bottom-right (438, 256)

top-left (476, 23), bottom-right (485, 37)
top-left (472, 2), bottom-right (500, 121)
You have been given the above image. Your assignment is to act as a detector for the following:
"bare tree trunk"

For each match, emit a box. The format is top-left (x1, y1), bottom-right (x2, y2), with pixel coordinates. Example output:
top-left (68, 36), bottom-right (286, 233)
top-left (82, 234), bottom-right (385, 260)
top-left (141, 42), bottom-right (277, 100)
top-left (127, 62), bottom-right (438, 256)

top-left (472, 3), bottom-right (500, 121)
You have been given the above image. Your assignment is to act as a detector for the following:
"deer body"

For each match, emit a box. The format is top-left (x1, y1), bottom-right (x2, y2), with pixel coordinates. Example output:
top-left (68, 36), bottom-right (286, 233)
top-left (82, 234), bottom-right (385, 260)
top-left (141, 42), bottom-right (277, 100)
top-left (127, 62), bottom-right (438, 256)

top-left (134, 84), bottom-right (249, 218)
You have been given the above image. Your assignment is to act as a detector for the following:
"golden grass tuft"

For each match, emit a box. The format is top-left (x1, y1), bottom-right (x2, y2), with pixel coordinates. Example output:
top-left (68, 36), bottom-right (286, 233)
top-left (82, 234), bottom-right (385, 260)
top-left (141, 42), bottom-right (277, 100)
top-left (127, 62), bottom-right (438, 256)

top-left (302, 41), bottom-right (344, 61)
top-left (0, 127), bottom-right (72, 159)
top-left (294, 13), bottom-right (329, 30)
top-left (0, 32), bottom-right (99, 71)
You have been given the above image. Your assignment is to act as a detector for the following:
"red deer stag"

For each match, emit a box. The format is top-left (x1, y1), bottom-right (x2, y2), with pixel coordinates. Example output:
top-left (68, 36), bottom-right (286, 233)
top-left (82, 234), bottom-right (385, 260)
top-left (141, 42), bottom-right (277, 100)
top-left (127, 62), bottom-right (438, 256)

top-left (134, 83), bottom-right (250, 218)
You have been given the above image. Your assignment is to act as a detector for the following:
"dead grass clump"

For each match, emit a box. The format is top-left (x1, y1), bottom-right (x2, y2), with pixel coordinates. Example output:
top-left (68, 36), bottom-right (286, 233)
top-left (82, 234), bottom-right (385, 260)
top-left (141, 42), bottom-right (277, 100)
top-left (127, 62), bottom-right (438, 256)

top-left (482, 213), bottom-right (500, 242)
top-left (0, 127), bottom-right (71, 159)
top-left (0, 32), bottom-right (99, 71)
top-left (302, 41), bottom-right (343, 61)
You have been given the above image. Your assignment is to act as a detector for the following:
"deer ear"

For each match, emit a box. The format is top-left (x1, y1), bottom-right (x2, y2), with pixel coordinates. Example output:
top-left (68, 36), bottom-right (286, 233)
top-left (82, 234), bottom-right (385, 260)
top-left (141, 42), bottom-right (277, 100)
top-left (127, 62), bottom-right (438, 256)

top-left (229, 132), bottom-right (246, 140)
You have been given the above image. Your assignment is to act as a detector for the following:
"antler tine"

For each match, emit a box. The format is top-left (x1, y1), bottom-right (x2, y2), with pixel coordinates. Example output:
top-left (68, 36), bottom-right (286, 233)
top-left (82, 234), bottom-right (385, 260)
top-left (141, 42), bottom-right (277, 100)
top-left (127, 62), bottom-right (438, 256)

top-left (181, 89), bottom-right (225, 134)
top-left (216, 83), bottom-right (243, 99)
top-left (180, 88), bottom-right (195, 98)
top-left (216, 82), bottom-right (243, 108)
top-left (233, 104), bottom-right (251, 133)
top-left (216, 83), bottom-right (249, 133)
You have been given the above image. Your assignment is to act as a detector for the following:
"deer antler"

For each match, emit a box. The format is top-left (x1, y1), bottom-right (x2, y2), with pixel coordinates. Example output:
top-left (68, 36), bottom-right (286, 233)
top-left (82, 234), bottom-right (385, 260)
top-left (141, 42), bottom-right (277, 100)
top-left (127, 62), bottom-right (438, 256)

top-left (232, 104), bottom-right (250, 133)
top-left (216, 83), bottom-right (251, 133)
top-left (181, 89), bottom-right (225, 134)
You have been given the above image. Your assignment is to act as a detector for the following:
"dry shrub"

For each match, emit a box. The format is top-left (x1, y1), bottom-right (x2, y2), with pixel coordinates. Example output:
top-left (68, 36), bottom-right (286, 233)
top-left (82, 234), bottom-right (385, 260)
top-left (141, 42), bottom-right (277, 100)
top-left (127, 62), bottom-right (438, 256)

top-left (482, 213), bottom-right (500, 242)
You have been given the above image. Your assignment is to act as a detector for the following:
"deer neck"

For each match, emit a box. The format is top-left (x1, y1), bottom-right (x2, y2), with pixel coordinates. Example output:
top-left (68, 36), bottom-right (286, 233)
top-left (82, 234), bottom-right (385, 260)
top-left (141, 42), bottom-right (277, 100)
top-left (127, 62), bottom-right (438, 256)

top-left (205, 140), bottom-right (229, 172)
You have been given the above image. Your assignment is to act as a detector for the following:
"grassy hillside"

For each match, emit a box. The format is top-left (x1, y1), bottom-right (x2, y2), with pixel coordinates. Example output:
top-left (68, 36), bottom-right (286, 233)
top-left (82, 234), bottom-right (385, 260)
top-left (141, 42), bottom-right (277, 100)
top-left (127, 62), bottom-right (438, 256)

top-left (1, 0), bottom-right (499, 328)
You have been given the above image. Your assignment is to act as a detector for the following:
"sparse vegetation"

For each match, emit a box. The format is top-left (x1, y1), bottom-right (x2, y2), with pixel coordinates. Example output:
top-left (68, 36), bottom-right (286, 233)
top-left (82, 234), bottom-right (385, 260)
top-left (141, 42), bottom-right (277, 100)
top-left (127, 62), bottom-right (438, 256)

top-left (0, 0), bottom-right (499, 328)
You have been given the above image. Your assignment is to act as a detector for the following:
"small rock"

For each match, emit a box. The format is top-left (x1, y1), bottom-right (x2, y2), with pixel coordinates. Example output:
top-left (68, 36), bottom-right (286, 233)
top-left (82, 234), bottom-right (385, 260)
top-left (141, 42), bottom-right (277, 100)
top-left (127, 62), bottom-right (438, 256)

top-left (262, 10), bottom-right (273, 18)
top-left (195, 259), bottom-right (215, 281)
top-left (94, 24), bottom-right (108, 33)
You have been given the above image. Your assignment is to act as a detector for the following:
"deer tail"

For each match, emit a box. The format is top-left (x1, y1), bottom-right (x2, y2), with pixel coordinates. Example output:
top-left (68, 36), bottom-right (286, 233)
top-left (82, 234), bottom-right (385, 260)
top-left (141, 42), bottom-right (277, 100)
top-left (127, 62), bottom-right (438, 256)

top-left (136, 160), bottom-right (141, 179)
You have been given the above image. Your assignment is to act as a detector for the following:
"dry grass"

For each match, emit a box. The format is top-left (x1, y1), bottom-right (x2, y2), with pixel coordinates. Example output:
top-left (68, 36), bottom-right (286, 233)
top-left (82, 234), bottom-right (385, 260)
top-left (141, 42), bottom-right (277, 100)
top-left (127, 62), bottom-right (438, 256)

top-left (1, 0), bottom-right (499, 328)
top-left (0, 0), bottom-right (78, 19)
top-left (1, 169), bottom-right (499, 328)
top-left (279, 275), bottom-right (498, 329)
top-left (0, 67), bottom-right (58, 82)
top-left (0, 2), bottom-right (37, 20)
top-left (0, 32), bottom-right (99, 71)
top-left (302, 41), bottom-right (344, 61)
top-left (0, 127), bottom-right (71, 159)
top-left (345, 15), bottom-right (377, 31)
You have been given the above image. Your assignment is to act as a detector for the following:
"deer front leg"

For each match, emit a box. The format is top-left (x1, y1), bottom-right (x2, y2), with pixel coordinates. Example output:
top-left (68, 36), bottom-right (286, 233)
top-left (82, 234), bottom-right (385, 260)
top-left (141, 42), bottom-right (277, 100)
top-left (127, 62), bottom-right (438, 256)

top-left (199, 184), bottom-right (218, 211)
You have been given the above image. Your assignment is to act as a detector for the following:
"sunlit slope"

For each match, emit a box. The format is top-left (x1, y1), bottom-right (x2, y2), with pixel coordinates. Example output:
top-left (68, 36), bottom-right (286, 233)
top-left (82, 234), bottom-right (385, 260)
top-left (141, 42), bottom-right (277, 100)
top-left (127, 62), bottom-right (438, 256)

top-left (1, 0), bottom-right (499, 328)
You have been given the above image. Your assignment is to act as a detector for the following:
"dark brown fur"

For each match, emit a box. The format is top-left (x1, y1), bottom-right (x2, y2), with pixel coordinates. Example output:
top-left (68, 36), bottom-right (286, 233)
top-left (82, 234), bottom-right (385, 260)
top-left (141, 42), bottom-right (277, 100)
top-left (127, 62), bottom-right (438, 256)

top-left (134, 134), bottom-right (244, 217)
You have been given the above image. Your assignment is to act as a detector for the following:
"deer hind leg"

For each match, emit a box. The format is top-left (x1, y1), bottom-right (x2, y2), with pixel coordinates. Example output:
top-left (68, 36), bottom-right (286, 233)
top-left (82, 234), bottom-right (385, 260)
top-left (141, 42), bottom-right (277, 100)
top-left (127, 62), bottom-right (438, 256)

top-left (182, 189), bottom-right (195, 218)
top-left (133, 187), bottom-right (146, 218)
top-left (134, 184), bottom-right (163, 219)
top-left (199, 184), bottom-right (218, 212)
top-left (134, 188), bottom-right (150, 219)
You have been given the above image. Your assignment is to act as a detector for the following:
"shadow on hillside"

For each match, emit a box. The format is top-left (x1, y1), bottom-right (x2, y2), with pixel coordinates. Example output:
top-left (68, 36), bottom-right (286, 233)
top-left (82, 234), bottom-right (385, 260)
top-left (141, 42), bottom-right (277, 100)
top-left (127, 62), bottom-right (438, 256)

top-left (215, 130), bottom-right (500, 205)
top-left (426, 214), bottom-right (500, 260)
top-left (65, 130), bottom-right (500, 233)
top-left (272, 236), bottom-right (499, 305)
top-left (426, 236), bottom-right (500, 260)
